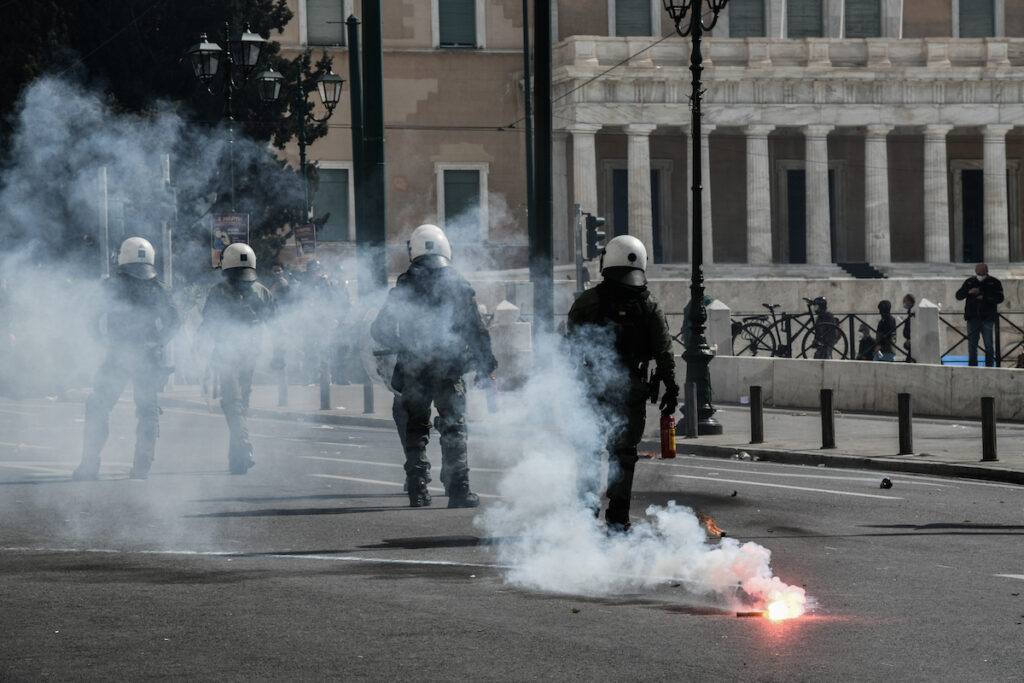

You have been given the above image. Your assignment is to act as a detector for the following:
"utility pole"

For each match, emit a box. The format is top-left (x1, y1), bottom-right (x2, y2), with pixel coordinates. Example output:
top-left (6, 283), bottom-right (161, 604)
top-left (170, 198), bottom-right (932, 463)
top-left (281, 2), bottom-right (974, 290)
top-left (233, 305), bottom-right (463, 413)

top-left (531, 0), bottom-right (554, 340)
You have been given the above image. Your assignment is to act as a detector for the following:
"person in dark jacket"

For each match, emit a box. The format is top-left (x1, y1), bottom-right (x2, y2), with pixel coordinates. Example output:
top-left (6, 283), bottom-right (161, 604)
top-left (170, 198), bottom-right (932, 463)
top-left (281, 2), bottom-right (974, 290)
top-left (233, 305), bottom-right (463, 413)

top-left (875, 300), bottom-right (898, 361)
top-left (901, 294), bottom-right (916, 361)
top-left (855, 323), bottom-right (876, 361)
top-left (199, 243), bottom-right (281, 474)
top-left (73, 237), bottom-right (180, 481)
top-left (567, 235), bottom-right (678, 533)
top-left (955, 263), bottom-right (1004, 367)
top-left (371, 224), bottom-right (497, 508)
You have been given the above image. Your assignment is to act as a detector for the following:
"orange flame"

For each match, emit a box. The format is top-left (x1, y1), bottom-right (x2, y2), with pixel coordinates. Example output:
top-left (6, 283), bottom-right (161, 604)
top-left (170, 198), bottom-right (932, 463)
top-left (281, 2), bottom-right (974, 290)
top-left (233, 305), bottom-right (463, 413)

top-left (697, 513), bottom-right (723, 537)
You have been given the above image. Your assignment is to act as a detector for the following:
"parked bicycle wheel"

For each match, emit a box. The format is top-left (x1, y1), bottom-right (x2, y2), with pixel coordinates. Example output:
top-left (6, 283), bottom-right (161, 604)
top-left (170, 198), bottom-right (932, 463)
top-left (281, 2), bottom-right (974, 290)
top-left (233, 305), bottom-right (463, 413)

top-left (799, 323), bottom-right (849, 360)
top-left (735, 321), bottom-right (776, 356)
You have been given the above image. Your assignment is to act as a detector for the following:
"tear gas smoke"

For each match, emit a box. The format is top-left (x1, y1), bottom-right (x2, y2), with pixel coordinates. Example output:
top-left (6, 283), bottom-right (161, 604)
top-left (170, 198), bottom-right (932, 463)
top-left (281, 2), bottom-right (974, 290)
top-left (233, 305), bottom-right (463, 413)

top-left (475, 334), bottom-right (809, 617)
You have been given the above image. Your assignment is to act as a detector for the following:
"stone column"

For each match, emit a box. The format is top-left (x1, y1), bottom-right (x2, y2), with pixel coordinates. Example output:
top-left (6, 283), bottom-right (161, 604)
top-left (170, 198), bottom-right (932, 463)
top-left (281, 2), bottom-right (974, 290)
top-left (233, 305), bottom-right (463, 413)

top-left (552, 131), bottom-right (570, 264)
top-left (626, 123), bottom-right (657, 260)
top-left (745, 124), bottom-right (775, 264)
top-left (865, 125), bottom-right (894, 264)
top-left (804, 124), bottom-right (834, 265)
top-left (983, 124), bottom-right (1013, 264)
top-left (569, 123), bottom-right (602, 218)
top-left (686, 124), bottom-right (716, 265)
top-left (923, 124), bottom-right (953, 263)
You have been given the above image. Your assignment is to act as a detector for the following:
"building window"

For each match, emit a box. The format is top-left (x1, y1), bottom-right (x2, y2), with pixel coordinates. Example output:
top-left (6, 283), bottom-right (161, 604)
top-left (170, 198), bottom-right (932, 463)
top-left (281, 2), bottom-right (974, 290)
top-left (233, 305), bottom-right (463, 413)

top-left (612, 0), bottom-right (654, 36)
top-left (787, 0), bottom-right (823, 38)
top-left (845, 0), bottom-right (881, 38)
top-left (314, 167), bottom-right (351, 241)
top-left (439, 0), bottom-right (477, 47)
top-left (305, 0), bottom-right (347, 46)
top-left (436, 163), bottom-right (489, 242)
top-left (728, 0), bottom-right (766, 37)
top-left (958, 0), bottom-right (995, 37)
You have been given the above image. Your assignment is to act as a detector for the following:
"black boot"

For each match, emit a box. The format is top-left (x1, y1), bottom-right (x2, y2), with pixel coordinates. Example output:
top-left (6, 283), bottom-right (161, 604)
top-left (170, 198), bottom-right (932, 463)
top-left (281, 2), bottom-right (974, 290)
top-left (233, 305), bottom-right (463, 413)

top-left (447, 480), bottom-right (479, 509)
top-left (407, 475), bottom-right (431, 507)
top-left (72, 460), bottom-right (100, 481)
top-left (229, 444), bottom-right (255, 475)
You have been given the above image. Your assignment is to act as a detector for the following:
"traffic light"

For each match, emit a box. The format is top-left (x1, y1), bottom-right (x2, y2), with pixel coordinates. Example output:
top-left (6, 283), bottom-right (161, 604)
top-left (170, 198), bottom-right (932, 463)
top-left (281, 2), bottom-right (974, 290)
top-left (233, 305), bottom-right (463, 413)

top-left (584, 213), bottom-right (606, 260)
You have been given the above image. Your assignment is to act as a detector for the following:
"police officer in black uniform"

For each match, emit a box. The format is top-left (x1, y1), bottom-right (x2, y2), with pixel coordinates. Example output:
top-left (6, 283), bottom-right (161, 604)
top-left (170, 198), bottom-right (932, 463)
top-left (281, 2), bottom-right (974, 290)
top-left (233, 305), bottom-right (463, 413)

top-left (198, 243), bottom-right (280, 474)
top-left (567, 235), bottom-right (678, 532)
top-left (73, 237), bottom-right (180, 481)
top-left (371, 224), bottom-right (497, 508)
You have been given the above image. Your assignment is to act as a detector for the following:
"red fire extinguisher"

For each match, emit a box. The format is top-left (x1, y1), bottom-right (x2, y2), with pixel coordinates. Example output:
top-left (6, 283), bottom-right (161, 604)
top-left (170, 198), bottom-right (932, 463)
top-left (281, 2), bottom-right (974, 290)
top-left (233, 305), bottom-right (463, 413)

top-left (660, 414), bottom-right (677, 459)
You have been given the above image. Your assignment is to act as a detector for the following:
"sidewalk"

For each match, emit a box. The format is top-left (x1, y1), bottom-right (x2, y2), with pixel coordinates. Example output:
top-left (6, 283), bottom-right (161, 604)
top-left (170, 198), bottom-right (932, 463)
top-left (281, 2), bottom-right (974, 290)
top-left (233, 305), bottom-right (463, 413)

top-left (160, 381), bottom-right (1024, 486)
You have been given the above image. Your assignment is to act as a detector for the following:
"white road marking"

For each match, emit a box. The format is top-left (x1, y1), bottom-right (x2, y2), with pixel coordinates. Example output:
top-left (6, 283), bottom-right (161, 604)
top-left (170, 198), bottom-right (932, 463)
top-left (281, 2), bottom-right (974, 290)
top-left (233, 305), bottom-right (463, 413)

top-left (671, 474), bottom-right (902, 500)
top-left (662, 463), bottom-right (947, 487)
top-left (301, 455), bottom-right (509, 474)
top-left (0, 441), bottom-right (53, 450)
top-left (251, 434), bottom-right (368, 448)
top-left (0, 545), bottom-right (499, 569)
top-left (0, 462), bottom-right (71, 474)
top-left (995, 574), bottom-right (1024, 581)
top-left (0, 408), bottom-right (35, 416)
top-left (310, 473), bottom-right (500, 498)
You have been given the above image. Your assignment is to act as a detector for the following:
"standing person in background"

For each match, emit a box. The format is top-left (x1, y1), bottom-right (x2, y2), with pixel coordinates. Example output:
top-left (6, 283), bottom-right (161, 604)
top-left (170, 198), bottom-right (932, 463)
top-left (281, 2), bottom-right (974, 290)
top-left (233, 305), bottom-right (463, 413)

top-left (73, 237), bottom-right (180, 481)
top-left (567, 235), bottom-right (678, 533)
top-left (875, 300), bottom-right (898, 362)
top-left (901, 294), bottom-right (916, 362)
top-left (371, 224), bottom-right (497, 509)
top-left (956, 263), bottom-right (1004, 367)
top-left (198, 244), bottom-right (281, 474)
top-left (810, 297), bottom-right (839, 359)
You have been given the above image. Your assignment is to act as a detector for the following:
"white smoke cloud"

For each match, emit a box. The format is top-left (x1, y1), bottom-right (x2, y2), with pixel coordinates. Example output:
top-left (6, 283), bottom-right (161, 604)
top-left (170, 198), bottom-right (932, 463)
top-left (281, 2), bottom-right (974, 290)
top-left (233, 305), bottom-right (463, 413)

top-left (475, 333), bottom-right (808, 616)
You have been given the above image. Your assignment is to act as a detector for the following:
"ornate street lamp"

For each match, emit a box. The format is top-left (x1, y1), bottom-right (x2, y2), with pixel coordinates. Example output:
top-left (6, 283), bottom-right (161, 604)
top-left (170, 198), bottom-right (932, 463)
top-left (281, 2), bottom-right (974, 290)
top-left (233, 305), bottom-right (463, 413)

top-left (256, 57), bottom-right (344, 219)
top-left (663, 0), bottom-right (728, 435)
top-left (187, 22), bottom-right (269, 209)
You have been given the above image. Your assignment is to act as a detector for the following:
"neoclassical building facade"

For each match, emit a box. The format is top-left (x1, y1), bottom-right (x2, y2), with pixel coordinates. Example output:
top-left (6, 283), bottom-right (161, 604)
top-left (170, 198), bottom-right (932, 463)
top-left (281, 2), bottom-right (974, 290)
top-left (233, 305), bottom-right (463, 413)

top-left (277, 1), bottom-right (1024, 269)
top-left (554, 0), bottom-right (1024, 266)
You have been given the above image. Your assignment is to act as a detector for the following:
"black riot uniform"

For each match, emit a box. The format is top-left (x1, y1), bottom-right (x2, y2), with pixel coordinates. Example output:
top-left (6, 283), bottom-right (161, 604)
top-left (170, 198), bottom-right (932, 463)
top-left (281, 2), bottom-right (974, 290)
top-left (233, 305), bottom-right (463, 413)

top-left (200, 264), bottom-right (278, 474)
top-left (371, 257), bottom-right (496, 508)
top-left (567, 257), bottom-right (677, 531)
top-left (74, 252), bottom-right (180, 480)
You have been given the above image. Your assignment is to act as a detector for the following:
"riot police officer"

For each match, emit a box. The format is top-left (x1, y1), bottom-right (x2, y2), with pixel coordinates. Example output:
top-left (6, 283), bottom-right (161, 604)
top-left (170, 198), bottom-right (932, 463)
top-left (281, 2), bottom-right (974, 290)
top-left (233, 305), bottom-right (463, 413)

top-left (371, 224), bottom-right (497, 508)
top-left (73, 237), bottom-right (180, 481)
top-left (567, 235), bottom-right (678, 532)
top-left (198, 243), bottom-right (280, 474)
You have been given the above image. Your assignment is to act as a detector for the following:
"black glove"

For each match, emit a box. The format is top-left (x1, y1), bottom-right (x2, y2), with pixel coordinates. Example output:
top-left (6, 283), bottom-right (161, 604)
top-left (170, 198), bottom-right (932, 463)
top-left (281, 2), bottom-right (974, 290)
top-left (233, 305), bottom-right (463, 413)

top-left (659, 385), bottom-right (679, 416)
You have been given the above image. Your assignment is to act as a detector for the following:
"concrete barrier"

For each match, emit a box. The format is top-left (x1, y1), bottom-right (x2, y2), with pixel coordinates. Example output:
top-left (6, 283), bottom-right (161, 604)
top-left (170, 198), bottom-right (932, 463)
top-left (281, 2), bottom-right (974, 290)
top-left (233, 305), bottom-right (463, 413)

top-left (702, 355), bottom-right (1024, 420)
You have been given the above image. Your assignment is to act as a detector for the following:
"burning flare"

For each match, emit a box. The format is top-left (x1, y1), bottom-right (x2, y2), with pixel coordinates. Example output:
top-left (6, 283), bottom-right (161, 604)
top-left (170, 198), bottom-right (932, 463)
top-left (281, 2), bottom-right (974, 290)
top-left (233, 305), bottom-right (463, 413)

top-left (697, 512), bottom-right (723, 537)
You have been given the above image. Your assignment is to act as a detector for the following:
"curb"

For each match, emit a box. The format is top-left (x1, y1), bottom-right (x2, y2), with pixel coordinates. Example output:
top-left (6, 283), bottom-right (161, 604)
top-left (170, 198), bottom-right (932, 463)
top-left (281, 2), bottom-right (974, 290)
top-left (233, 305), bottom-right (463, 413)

top-left (162, 396), bottom-right (1024, 486)
top-left (161, 397), bottom-right (396, 430)
top-left (639, 440), bottom-right (1024, 486)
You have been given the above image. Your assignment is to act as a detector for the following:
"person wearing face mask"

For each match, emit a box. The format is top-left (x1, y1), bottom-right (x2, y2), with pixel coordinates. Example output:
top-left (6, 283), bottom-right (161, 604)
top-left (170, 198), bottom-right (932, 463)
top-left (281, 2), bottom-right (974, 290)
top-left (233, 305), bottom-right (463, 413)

top-left (955, 263), bottom-right (1004, 367)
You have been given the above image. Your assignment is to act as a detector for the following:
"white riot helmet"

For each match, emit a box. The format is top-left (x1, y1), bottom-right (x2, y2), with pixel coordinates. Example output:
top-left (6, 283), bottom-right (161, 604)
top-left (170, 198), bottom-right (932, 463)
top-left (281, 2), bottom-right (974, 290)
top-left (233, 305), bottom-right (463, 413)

top-left (117, 236), bottom-right (157, 280)
top-left (221, 243), bottom-right (257, 281)
top-left (407, 223), bottom-right (452, 268)
top-left (600, 235), bottom-right (648, 286)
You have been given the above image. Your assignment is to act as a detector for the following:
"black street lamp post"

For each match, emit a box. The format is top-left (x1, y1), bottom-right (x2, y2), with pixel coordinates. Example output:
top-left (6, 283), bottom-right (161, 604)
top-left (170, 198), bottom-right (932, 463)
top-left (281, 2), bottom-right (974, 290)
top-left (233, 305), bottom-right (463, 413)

top-left (663, 0), bottom-right (728, 435)
top-left (187, 22), bottom-right (268, 210)
top-left (256, 57), bottom-right (344, 220)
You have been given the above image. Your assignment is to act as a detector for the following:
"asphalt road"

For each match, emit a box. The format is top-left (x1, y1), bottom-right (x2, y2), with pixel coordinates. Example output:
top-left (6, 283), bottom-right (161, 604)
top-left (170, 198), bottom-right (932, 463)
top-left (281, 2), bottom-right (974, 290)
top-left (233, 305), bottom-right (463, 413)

top-left (1, 395), bottom-right (1022, 681)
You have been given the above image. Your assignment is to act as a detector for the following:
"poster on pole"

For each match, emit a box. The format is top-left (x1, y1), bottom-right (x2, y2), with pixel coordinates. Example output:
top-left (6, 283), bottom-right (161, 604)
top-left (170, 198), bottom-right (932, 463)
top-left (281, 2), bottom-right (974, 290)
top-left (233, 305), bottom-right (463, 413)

top-left (294, 223), bottom-right (316, 258)
top-left (211, 213), bottom-right (250, 267)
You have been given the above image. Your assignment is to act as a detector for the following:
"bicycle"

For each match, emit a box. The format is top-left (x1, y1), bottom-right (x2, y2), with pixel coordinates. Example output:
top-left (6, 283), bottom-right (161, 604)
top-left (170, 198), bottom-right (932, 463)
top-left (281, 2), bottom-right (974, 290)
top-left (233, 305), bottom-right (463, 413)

top-left (733, 298), bottom-right (849, 359)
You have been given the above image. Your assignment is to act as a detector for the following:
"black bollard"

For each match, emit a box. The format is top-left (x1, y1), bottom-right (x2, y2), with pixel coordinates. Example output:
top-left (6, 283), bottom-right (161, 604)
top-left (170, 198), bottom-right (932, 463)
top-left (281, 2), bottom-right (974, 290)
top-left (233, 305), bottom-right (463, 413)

top-left (319, 360), bottom-right (330, 411)
top-left (750, 385), bottom-right (764, 444)
top-left (684, 382), bottom-right (698, 439)
top-left (363, 381), bottom-right (375, 414)
top-left (277, 367), bottom-right (288, 407)
top-left (820, 388), bottom-right (835, 449)
top-left (898, 392), bottom-right (913, 455)
top-left (981, 396), bottom-right (998, 462)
